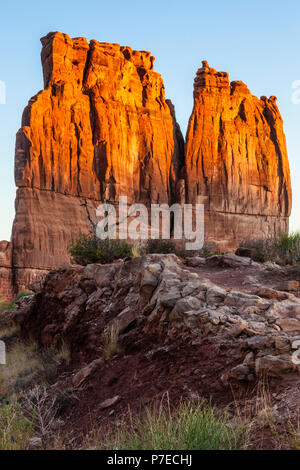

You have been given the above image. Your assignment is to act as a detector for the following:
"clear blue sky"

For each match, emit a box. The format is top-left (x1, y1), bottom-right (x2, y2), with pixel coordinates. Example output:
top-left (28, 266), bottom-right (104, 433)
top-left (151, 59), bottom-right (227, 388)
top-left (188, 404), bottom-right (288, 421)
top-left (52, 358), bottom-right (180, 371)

top-left (0, 0), bottom-right (299, 240)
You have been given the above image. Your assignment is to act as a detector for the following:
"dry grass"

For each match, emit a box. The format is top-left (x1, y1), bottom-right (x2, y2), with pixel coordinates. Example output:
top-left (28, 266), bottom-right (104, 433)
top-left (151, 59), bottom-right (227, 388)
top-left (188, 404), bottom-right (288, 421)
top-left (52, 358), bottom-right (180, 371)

top-left (22, 385), bottom-right (58, 438)
top-left (0, 324), bottom-right (20, 340)
top-left (0, 339), bottom-right (71, 400)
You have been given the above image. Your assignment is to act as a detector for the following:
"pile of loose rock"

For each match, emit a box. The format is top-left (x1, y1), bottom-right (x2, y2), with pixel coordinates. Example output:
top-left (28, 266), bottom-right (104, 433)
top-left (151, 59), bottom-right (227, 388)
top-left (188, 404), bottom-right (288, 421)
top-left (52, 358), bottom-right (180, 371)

top-left (14, 254), bottom-right (300, 386)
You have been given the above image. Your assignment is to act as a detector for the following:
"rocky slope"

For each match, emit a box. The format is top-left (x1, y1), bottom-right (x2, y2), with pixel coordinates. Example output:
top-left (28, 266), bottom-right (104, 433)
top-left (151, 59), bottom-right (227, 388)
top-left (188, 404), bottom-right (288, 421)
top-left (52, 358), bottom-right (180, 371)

top-left (13, 254), bottom-right (300, 447)
top-left (185, 61), bottom-right (292, 251)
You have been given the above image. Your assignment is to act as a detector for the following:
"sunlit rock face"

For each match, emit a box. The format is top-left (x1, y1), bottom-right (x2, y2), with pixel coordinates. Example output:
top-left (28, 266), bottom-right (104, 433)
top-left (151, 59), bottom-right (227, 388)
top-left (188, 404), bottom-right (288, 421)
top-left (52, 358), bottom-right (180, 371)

top-left (11, 31), bottom-right (184, 295)
top-left (0, 38), bottom-right (292, 300)
top-left (185, 61), bottom-right (292, 251)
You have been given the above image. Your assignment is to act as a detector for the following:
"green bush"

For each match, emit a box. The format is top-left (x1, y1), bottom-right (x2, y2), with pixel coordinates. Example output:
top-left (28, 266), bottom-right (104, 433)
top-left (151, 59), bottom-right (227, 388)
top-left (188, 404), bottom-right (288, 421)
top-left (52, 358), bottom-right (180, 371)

top-left (241, 232), bottom-right (300, 265)
top-left (69, 234), bottom-right (133, 266)
top-left (100, 399), bottom-right (248, 450)
top-left (0, 402), bottom-right (34, 450)
top-left (0, 291), bottom-right (33, 315)
top-left (144, 239), bottom-right (179, 255)
top-left (274, 232), bottom-right (300, 265)
top-left (143, 240), bottom-right (217, 259)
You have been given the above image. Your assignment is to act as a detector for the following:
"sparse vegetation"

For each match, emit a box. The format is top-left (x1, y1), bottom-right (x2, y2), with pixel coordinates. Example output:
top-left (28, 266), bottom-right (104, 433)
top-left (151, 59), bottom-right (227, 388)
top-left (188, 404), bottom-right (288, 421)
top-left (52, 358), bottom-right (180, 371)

top-left (22, 385), bottom-right (58, 438)
top-left (241, 232), bottom-right (300, 265)
top-left (94, 398), bottom-right (249, 450)
top-left (144, 238), bottom-right (179, 255)
top-left (273, 420), bottom-right (300, 450)
top-left (69, 234), bottom-right (133, 265)
top-left (143, 239), bottom-right (221, 259)
top-left (0, 402), bottom-right (34, 450)
top-left (0, 291), bottom-right (33, 315)
top-left (0, 339), bottom-right (70, 400)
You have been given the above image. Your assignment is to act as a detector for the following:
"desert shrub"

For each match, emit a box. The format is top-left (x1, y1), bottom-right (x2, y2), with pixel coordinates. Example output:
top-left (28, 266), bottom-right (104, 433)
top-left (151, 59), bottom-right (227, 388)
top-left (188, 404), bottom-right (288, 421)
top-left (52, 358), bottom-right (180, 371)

top-left (144, 239), bottom-right (180, 255)
top-left (22, 385), bottom-right (58, 438)
top-left (69, 234), bottom-right (133, 265)
top-left (274, 232), bottom-right (300, 265)
top-left (96, 398), bottom-right (248, 450)
top-left (241, 232), bottom-right (300, 265)
top-left (198, 244), bottom-right (213, 258)
top-left (0, 402), bottom-right (34, 450)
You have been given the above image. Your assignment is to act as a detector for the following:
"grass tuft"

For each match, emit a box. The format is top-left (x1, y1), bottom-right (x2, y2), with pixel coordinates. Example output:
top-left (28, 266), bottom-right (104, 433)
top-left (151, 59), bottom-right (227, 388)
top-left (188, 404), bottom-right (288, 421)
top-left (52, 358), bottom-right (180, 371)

top-left (0, 402), bottom-right (34, 450)
top-left (241, 232), bottom-right (300, 265)
top-left (91, 396), bottom-right (249, 450)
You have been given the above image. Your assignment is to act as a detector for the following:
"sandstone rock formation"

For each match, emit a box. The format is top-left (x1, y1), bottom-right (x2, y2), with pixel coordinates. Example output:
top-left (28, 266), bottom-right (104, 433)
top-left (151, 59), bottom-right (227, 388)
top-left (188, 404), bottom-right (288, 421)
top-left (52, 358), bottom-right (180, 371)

top-left (185, 61), bottom-right (292, 251)
top-left (4, 32), bottom-right (184, 298)
top-left (0, 241), bottom-right (13, 300)
top-left (0, 36), bottom-right (292, 301)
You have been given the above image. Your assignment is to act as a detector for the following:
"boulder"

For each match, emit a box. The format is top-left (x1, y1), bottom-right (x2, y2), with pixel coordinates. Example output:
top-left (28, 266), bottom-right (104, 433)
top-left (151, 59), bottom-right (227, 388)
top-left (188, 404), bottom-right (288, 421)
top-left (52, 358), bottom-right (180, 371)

top-left (73, 358), bottom-right (104, 387)
top-left (185, 257), bottom-right (206, 268)
top-left (255, 355), bottom-right (297, 377)
top-left (206, 254), bottom-right (252, 268)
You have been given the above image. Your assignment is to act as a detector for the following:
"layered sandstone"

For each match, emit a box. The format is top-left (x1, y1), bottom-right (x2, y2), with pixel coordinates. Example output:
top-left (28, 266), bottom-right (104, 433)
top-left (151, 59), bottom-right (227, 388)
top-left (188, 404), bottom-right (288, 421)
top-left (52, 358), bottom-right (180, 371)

top-left (9, 32), bottom-right (184, 297)
top-left (0, 37), bottom-right (292, 301)
top-left (185, 61), bottom-right (292, 251)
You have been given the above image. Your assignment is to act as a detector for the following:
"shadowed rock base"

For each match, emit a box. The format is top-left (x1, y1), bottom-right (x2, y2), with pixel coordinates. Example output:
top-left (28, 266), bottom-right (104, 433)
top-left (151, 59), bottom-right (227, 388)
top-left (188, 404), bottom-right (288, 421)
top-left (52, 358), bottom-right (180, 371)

top-left (203, 211), bottom-right (289, 252)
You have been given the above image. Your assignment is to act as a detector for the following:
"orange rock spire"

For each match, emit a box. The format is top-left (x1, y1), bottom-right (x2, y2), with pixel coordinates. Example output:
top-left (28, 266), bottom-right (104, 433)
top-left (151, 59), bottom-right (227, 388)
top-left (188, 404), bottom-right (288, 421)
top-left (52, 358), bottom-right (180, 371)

top-left (185, 61), bottom-right (291, 250)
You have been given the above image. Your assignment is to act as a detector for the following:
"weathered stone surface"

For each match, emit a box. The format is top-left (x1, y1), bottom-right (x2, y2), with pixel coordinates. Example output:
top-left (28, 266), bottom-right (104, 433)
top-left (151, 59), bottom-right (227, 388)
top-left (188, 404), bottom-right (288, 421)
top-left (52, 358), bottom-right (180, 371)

top-left (281, 281), bottom-right (300, 292)
top-left (255, 355), bottom-right (297, 377)
top-left (228, 321), bottom-right (249, 337)
top-left (9, 32), bottom-right (184, 298)
top-left (99, 395), bottom-right (121, 409)
top-left (72, 358), bottom-right (104, 387)
top-left (185, 256), bottom-right (206, 267)
top-left (206, 253), bottom-right (253, 268)
top-left (185, 61), bottom-right (292, 251)
top-left (14, 254), bottom-right (300, 383)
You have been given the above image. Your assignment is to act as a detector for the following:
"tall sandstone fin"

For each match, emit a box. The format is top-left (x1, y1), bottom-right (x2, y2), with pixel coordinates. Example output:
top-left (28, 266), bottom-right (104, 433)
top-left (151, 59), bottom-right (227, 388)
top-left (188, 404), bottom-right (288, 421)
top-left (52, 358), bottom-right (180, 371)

top-left (10, 31), bottom-right (184, 295)
top-left (185, 61), bottom-right (292, 251)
